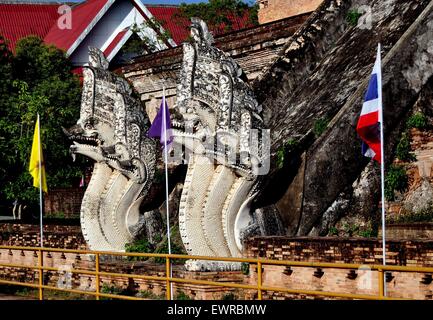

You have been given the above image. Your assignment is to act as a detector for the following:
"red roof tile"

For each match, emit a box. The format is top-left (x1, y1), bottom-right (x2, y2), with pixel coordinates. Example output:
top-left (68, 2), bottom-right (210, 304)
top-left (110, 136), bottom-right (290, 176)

top-left (146, 5), bottom-right (189, 44)
top-left (0, 3), bottom-right (59, 51)
top-left (0, 1), bottom-right (254, 57)
top-left (147, 5), bottom-right (254, 44)
top-left (44, 0), bottom-right (111, 52)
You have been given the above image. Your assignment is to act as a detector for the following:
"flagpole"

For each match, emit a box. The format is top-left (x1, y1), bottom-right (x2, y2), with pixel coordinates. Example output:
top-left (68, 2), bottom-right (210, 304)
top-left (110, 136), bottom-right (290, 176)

top-left (377, 43), bottom-right (387, 296)
top-left (37, 113), bottom-right (44, 248)
top-left (162, 86), bottom-right (173, 300)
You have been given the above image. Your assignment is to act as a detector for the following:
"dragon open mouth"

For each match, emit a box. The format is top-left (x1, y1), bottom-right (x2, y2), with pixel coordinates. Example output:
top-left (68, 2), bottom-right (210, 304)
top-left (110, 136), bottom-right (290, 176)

top-left (69, 135), bottom-right (101, 147)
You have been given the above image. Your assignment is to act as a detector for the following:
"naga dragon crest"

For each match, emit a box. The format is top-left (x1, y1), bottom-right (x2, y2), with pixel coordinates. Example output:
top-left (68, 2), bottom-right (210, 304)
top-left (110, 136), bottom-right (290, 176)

top-left (65, 47), bottom-right (156, 251)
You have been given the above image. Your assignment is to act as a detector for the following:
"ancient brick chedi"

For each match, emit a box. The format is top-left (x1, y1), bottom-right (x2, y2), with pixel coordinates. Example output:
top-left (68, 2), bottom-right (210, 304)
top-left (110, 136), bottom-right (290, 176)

top-left (257, 0), bottom-right (322, 24)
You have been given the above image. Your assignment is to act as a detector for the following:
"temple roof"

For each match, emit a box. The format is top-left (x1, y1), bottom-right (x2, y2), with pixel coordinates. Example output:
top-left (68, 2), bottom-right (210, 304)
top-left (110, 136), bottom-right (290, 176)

top-left (0, 0), bottom-right (253, 60)
top-left (0, 2), bottom-right (60, 51)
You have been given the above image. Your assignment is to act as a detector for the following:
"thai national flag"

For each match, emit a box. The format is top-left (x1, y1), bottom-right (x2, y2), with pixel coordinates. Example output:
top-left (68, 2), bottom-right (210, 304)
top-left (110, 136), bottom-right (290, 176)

top-left (356, 45), bottom-right (383, 163)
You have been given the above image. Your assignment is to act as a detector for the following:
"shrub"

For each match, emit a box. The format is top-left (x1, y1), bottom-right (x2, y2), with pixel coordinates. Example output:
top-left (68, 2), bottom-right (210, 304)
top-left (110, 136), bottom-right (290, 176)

top-left (137, 290), bottom-right (164, 300)
top-left (276, 139), bottom-right (298, 169)
top-left (385, 165), bottom-right (409, 201)
top-left (176, 291), bottom-right (192, 300)
top-left (359, 228), bottom-right (374, 238)
top-left (313, 118), bottom-right (329, 138)
top-left (406, 112), bottom-right (428, 129)
top-left (276, 146), bottom-right (286, 170)
top-left (100, 283), bottom-right (125, 300)
top-left (396, 132), bottom-right (415, 162)
top-left (154, 239), bottom-right (186, 264)
top-left (328, 226), bottom-right (339, 236)
top-left (222, 293), bottom-right (236, 300)
top-left (125, 238), bottom-right (153, 261)
top-left (241, 262), bottom-right (250, 275)
top-left (342, 223), bottom-right (359, 237)
top-left (388, 205), bottom-right (433, 223)
top-left (346, 9), bottom-right (363, 26)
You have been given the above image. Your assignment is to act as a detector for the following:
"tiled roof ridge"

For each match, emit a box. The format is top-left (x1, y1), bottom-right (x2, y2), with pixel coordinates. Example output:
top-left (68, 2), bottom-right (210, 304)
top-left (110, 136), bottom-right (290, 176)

top-left (0, 1), bottom-right (72, 4)
top-left (144, 4), bottom-right (179, 7)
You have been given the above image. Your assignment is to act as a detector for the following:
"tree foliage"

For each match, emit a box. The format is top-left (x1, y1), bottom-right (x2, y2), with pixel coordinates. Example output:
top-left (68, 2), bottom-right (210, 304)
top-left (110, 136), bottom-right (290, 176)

top-left (175, 0), bottom-right (259, 34)
top-left (0, 36), bottom-right (87, 206)
top-left (119, 17), bottom-right (173, 59)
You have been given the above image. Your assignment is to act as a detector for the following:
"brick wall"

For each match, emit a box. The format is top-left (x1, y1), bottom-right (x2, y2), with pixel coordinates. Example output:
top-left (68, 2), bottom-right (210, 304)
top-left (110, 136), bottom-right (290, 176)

top-left (44, 188), bottom-right (84, 217)
top-left (0, 249), bottom-right (248, 300)
top-left (0, 224), bottom-right (86, 249)
top-left (257, 0), bottom-right (322, 24)
top-left (2, 232), bottom-right (433, 299)
top-left (379, 223), bottom-right (433, 240)
top-left (244, 237), bottom-right (433, 299)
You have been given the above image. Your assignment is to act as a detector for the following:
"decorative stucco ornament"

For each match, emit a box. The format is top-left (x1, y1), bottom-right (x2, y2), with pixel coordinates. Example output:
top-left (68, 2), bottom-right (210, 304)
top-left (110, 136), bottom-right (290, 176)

top-left (65, 47), bottom-right (156, 252)
top-left (172, 18), bottom-right (268, 270)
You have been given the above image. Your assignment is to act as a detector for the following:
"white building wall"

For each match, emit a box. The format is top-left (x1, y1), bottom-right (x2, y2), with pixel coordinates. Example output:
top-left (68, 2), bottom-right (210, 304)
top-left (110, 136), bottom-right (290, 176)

top-left (69, 0), bottom-right (163, 66)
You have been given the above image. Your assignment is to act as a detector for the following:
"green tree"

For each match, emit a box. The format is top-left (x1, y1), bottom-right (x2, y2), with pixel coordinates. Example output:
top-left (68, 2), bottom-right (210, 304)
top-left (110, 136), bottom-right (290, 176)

top-left (175, 0), bottom-right (259, 34)
top-left (0, 36), bottom-right (86, 208)
top-left (120, 17), bottom-right (173, 57)
top-left (0, 36), bottom-right (14, 182)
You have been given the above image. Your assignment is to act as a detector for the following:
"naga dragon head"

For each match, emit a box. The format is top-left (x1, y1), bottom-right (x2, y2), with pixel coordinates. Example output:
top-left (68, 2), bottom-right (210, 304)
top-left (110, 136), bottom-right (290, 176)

top-left (172, 19), bottom-right (265, 177)
top-left (64, 47), bottom-right (156, 184)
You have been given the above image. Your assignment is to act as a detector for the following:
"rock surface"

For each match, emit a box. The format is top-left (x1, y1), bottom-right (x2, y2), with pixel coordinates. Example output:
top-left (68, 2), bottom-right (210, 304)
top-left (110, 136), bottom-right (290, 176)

top-left (252, 0), bottom-right (433, 235)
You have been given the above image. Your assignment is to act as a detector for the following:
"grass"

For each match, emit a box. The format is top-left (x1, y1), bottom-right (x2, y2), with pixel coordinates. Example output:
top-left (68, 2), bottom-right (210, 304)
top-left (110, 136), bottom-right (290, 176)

top-left (0, 284), bottom-right (94, 300)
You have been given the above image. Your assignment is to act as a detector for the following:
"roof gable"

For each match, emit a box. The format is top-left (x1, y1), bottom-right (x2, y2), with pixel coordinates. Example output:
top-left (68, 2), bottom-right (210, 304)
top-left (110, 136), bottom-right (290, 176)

top-left (44, 0), bottom-right (115, 54)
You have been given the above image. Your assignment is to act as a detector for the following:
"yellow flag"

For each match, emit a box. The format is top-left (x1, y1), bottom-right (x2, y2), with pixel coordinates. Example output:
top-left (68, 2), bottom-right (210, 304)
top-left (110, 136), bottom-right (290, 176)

top-left (29, 116), bottom-right (48, 193)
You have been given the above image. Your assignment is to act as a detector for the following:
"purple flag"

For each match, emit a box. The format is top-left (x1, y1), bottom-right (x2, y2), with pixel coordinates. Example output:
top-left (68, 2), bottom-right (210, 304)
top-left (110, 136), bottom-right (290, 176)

top-left (148, 98), bottom-right (173, 148)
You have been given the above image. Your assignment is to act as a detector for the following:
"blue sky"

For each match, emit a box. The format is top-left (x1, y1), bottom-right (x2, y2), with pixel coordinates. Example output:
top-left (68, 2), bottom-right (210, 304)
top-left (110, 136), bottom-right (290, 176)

top-left (19, 0), bottom-right (256, 4)
top-left (18, 0), bottom-right (208, 3)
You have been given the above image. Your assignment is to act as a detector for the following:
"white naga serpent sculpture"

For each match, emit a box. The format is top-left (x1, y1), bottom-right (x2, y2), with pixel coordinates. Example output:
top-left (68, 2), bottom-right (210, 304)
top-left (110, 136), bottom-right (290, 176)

top-left (65, 47), bottom-right (156, 252)
top-left (67, 20), bottom-right (270, 270)
top-left (171, 18), bottom-right (269, 270)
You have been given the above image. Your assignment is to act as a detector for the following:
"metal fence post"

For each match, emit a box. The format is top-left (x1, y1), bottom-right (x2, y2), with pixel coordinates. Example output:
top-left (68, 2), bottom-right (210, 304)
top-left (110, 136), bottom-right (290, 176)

top-left (257, 260), bottom-right (262, 300)
top-left (95, 253), bottom-right (100, 300)
top-left (38, 249), bottom-right (43, 300)
top-left (166, 256), bottom-right (171, 300)
top-left (378, 268), bottom-right (384, 299)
